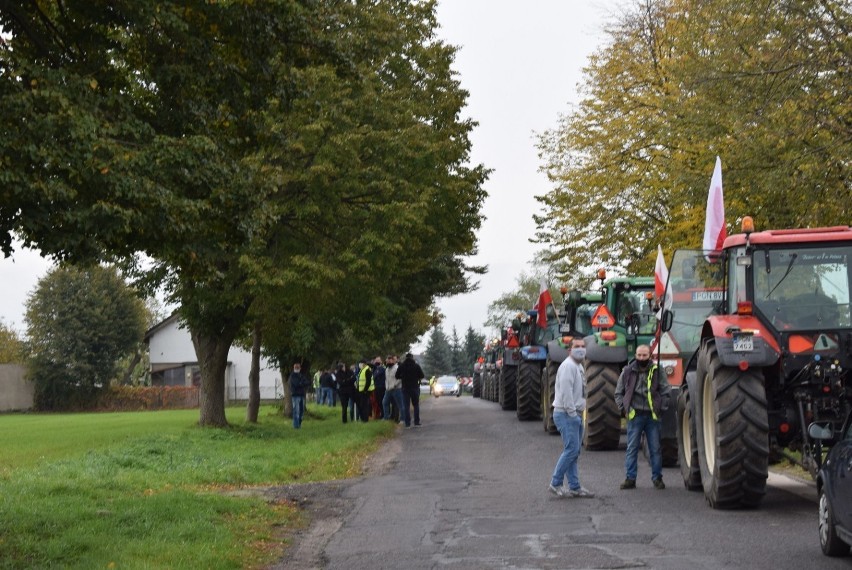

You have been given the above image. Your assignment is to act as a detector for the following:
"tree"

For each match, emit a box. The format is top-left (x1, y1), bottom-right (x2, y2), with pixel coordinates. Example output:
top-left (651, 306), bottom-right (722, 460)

top-left (485, 273), bottom-right (544, 332)
top-left (462, 325), bottom-right (486, 373)
top-left (0, 320), bottom-right (23, 364)
top-left (449, 327), bottom-right (467, 376)
top-left (422, 325), bottom-right (453, 377)
top-left (1, 1), bottom-right (487, 426)
top-left (535, 0), bottom-right (851, 279)
top-left (24, 265), bottom-right (146, 410)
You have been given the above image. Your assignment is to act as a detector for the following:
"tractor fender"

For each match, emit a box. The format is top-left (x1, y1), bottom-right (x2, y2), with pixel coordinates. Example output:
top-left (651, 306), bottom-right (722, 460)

top-left (703, 315), bottom-right (781, 368)
top-left (583, 334), bottom-right (628, 364)
top-left (503, 348), bottom-right (522, 366)
top-left (546, 340), bottom-right (569, 365)
top-left (520, 345), bottom-right (548, 361)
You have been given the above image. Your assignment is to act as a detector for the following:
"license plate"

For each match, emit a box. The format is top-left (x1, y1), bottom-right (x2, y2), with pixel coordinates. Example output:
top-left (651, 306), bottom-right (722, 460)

top-left (732, 333), bottom-right (753, 352)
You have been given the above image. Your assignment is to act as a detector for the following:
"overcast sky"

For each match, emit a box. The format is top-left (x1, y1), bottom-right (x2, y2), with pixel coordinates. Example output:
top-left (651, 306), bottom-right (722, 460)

top-left (0, 0), bottom-right (623, 348)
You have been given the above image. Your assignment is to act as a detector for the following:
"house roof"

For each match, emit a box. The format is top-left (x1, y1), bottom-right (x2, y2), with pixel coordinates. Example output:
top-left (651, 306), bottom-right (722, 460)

top-left (143, 312), bottom-right (182, 343)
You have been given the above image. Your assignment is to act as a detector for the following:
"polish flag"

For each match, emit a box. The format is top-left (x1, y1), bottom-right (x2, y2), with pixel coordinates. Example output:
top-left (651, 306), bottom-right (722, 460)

top-left (703, 156), bottom-right (726, 259)
top-left (533, 279), bottom-right (553, 328)
top-left (654, 245), bottom-right (672, 311)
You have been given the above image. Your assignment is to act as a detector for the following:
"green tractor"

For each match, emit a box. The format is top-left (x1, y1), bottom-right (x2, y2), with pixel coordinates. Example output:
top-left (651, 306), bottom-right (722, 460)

top-left (583, 273), bottom-right (659, 450)
top-left (540, 290), bottom-right (603, 433)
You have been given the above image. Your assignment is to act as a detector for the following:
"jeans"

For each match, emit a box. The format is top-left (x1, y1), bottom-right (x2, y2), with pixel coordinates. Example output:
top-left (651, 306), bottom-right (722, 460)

top-left (340, 393), bottom-right (356, 423)
top-left (292, 395), bottom-right (305, 429)
top-left (402, 384), bottom-right (420, 426)
top-left (625, 412), bottom-right (662, 481)
top-left (382, 388), bottom-right (404, 421)
top-left (550, 411), bottom-right (583, 491)
top-left (320, 387), bottom-right (334, 406)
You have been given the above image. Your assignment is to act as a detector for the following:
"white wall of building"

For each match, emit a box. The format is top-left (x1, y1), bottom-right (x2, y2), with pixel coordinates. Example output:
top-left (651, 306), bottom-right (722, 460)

top-left (147, 318), bottom-right (283, 401)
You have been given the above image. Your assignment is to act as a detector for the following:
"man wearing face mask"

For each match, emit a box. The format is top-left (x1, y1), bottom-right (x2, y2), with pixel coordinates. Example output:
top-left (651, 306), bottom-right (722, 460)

top-left (548, 338), bottom-right (595, 498)
top-left (615, 344), bottom-right (671, 490)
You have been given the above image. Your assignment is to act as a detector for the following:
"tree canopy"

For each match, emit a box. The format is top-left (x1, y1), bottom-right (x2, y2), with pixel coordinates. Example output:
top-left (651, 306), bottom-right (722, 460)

top-left (1, 1), bottom-right (487, 425)
top-left (535, 0), bottom-right (851, 280)
top-left (24, 264), bottom-right (146, 410)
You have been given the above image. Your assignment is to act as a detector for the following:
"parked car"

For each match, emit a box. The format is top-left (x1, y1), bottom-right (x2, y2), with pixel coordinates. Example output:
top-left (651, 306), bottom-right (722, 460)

top-left (433, 375), bottom-right (460, 398)
top-left (810, 409), bottom-right (852, 556)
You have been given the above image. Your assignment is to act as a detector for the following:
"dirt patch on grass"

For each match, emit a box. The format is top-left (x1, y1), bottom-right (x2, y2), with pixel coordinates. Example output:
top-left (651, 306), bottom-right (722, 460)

top-left (263, 436), bottom-right (402, 570)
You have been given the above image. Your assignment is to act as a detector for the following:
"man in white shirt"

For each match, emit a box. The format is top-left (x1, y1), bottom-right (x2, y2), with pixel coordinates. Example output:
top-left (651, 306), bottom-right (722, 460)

top-left (548, 337), bottom-right (595, 498)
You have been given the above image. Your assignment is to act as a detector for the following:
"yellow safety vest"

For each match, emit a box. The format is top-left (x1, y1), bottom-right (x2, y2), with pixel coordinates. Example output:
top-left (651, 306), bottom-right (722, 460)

top-left (358, 366), bottom-right (373, 392)
top-left (628, 365), bottom-right (658, 421)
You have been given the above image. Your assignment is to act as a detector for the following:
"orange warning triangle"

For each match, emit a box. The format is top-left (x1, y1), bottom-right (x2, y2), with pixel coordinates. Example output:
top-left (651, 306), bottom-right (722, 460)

top-left (590, 304), bottom-right (616, 329)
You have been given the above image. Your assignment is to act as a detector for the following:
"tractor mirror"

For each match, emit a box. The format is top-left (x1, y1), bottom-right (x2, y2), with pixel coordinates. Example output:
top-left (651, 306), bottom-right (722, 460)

top-left (660, 309), bottom-right (674, 332)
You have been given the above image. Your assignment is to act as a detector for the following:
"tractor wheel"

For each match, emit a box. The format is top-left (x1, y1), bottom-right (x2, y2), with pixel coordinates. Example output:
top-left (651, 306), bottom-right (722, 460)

top-left (483, 372), bottom-right (491, 401)
top-left (583, 362), bottom-right (622, 451)
top-left (541, 361), bottom-right (559, 434)
top-left (516, 361), bottom-right (542, 421)
top-left (677, 389), bottom-right (702, 490)
top-left (499, 366), bottom-right (517, 411)
top-left (472, 372), bottom-right (481, 398)
top-left (694, 340), bottom-right (769, 508)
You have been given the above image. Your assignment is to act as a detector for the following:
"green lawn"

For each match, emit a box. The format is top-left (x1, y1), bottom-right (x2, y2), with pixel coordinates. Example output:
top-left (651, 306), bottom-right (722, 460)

top-left (0, 404), bottom-right (395, 569)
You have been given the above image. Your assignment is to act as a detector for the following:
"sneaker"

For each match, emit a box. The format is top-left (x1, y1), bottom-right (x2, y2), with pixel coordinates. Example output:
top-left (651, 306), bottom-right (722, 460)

top-left (620, 478), bottom-right (636, 490)
top-left (567, 487), bottom-right (595, 498)
top-left (548, 484), bottom-right (568, 498)
top-left (414, 423), bottom-right (422, 427)
top-left (653, 478), bottom-right (666, 490)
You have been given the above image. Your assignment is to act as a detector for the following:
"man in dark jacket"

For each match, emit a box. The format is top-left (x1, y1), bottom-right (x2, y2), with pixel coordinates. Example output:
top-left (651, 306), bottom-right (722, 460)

top-left (355, 359), bottom-right (373, 422)
top-left (614, 344), bottom-right (671, 490)
top-left (336, 362), bottom-right (357, 424)
top-left (371, 356), bottom-right (386, 419)
top-left (289, 363), bottom-right (310, 429)
top-left (396, 353), bottom-right (425, 427)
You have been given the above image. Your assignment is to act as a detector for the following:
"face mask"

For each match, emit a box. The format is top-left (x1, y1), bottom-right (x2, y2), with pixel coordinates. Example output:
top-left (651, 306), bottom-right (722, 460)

top-left (636, 359), bottom-right (650, 369)
top-left (571, 348), bottom-right (586, 361)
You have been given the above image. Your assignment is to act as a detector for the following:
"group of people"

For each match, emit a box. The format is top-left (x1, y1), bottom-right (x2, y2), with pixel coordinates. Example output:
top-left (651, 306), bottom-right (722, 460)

top-left (548, 340), bottom-right (671, 497)
top-left (287, 353), bottom-right (427, 429)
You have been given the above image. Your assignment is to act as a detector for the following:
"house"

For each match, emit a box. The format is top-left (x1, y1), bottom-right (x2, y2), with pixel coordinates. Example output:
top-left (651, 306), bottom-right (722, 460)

top-left (145, 314), bottom-right (283, 401)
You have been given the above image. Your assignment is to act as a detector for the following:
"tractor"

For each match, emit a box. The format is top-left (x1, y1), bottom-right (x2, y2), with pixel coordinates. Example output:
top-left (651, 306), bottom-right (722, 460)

top-left (540, 289), bottom-right (603, 433)
top-left (583, 272), bottom-right (659, 451)
top-left (500, 310), bottom-right (548, 420)
top-left (663, 218), bottom-right (852, 508)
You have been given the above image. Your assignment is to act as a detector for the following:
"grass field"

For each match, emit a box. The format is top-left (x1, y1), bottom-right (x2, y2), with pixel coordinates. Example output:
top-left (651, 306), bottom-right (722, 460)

top-left (0, 403), bottom-right (395, 569)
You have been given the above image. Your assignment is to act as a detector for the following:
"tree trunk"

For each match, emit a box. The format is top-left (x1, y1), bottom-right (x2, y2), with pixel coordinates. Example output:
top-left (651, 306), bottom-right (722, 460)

top-left (192, 330), bottom-right (235, 427)
top-left (246, 322), bottom-right (261, 423)
top-left (281, 368), bottom-right (292, 418)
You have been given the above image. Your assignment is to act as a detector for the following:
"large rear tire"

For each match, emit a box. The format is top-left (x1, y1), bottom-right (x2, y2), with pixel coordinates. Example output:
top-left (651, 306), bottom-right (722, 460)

top-left (541, 361), bottom-right (559, 434)
top-left (516, 361), bottom-right (542, 421)
top-left (472, 372), bottom-right (481, 398)
top-left (677, 389), bottom-right (702, 490)
top-left (583, 362), bottom-right (621, 451)
top-left (694, 340), bottom-right (769, 508)
top-left (499, 366), bottom-right (517, 411)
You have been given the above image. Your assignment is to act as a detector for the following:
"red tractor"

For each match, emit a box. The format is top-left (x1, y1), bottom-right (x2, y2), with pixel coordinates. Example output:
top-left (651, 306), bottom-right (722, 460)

top-left (662, 218), bottom-right (852, 508)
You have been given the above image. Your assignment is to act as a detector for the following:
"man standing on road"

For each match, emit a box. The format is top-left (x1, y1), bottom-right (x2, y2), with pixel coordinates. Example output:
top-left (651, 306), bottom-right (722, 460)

top-left (356, 359), bottom-right (373, 422)
top-left (382, 354), bottom-right (403, 422)
top-left (615, 344), bottom-right (671, 490)
top-left (548, 338), bottom-right (594, 498)
top-left (336, 362), bottom-right (357, 424)
top-left (396, 352), bottom-right (424, 428)
top-left (371, 356), bottom-right (386, 419)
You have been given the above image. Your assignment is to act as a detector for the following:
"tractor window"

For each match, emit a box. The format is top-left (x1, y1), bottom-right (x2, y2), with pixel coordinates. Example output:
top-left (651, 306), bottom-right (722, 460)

top-left (574, 303), bottom-right (598, 336)
top-left (753, 246), bottom-right (852, 330)
top-left (614, 288), bottom-right (657, 332)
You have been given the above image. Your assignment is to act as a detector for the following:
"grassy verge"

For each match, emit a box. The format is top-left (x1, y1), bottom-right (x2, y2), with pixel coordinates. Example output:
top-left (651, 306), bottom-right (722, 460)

top-left (0, 404), bottom-right (395, 569)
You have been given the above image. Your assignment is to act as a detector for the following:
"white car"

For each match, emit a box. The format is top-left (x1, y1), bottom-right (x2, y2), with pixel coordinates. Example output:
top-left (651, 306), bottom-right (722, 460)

top-left (432, 375), bottom-right (460, 397)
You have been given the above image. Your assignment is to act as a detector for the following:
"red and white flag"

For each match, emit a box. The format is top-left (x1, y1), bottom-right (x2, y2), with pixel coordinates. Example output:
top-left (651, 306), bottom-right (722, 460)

top-left (654, 245), bottom-right (672, 311)
top-left (533, 278), bottom-right (553, 328)
top-left (702, 156), bottom-right (726, 258)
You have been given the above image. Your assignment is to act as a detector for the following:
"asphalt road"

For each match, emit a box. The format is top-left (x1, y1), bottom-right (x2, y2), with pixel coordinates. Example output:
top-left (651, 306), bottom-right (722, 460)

top-left (277, 394), bottom-right (852, 570)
